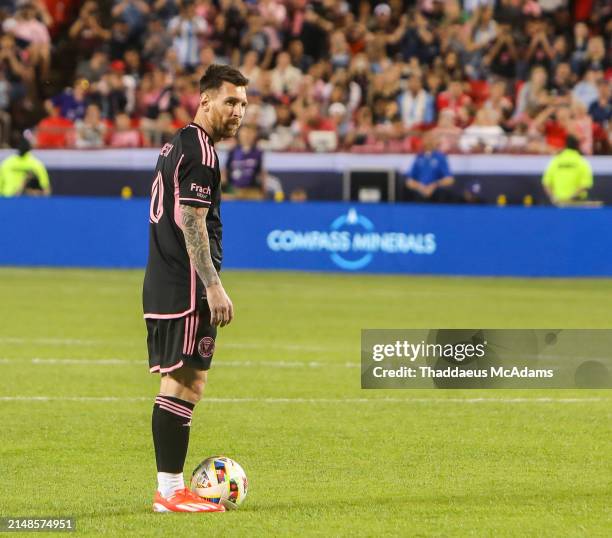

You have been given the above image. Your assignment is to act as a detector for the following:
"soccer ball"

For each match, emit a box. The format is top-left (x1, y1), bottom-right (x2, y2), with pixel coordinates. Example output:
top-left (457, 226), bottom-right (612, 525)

top-left (190, 456), bottom-right (248, 510)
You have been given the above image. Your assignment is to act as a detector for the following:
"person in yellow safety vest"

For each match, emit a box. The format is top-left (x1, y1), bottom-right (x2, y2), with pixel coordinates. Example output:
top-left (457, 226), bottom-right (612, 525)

top-left (0, 137), bottom-right (51, 197)
top-left (542, 135), bottom-right (593, 205)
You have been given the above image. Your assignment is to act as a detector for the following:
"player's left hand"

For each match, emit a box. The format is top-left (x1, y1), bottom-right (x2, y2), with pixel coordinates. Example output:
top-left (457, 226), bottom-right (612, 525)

top-left (206, 284), bottom-right (234, 327)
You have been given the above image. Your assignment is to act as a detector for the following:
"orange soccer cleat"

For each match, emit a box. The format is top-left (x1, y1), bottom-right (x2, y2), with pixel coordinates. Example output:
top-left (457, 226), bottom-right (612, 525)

top-left (153, 488), bottom-right (226, 513)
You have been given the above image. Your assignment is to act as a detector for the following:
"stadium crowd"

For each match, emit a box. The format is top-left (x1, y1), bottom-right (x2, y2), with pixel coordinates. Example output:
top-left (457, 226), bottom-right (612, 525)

top-left (0, 0), bottom-right (610, 154)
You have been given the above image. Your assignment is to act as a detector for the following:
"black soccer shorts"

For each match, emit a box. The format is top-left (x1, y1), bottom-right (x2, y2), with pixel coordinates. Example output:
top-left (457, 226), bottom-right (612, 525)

top-left (146, 296), bottom-right (217, 374)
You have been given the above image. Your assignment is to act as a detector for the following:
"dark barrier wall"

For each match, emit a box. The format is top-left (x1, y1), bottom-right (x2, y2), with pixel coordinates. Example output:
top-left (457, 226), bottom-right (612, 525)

top-left (40, 169), bottom-right (612, 205)
top-left (1, 149), bottom-right (610, 204)
top-left (1, 197), bottom-right (611, 276)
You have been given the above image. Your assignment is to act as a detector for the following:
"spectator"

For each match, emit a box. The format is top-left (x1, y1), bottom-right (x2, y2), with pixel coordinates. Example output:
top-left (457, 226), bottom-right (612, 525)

top-left (523, 15), bottom-right (554, 72)
top-left (241, 14), bottom-right (273, 69)
top-left (581, 35), bottom-right (608, 74)
top-left (483, 24), bottom-right (518, 80)
top-left (240, 50), bottom-right (261, 91)
top-left (482, 78), bottom-right (513, 122)
top-left (153, 111), bottom-right (178, 146)
top-left (542, 135), bottom-right (593, 204)
top-left (550, 62), bottom-right (574, 104)
top-left (89, 67), bottom-right (129, 119)
top-left (465, 6), bottom-right (498, 79)
top-left (75, 103), bottom-right (106, 148)
top-left (75, 50), bottom-right (109, 84)
top-left (572, 68), bottom-right (602, 109)
top-left (141, 16), bottom-right (173, 66)
top-left (288, 39), bottom-right (313, 73)
top-left (68, 1), bottom-right (111, 60)
top-left (404, 133), bottom-right (455, 202)
top-left (168, 0), bottom-right (207, 71)
top-left (111, 0), bottom-right (150, 39)
top-left (570, 21), bottom-right (589, 74)
top-left (35, 105), bottom-right (75, 148)
top-left (109, 111), bottom-right (144, 147)
top-left (436, 79), bottom-right (472, 126)
top-left (46, 79), bottom-right (89, 122)
top-left (430, 108), bottom-right (462, 153)
top-left (0, 136), bottom-right (51, 196)
top-left (2, 1), bottom-right (51, 76)
top-left (397, 9), bottom-right (438, 65)
top-left (263, 102), bottom-right (297, 151)
top-left (514, 65), bottom-right (549, 119)
top-left (459, 108), bottom-right (507, 152)
top-left (588, 80), bottom-right (612, 127)
top-left (0, 33), bottom-right (30, 107)
top-left (223, 124), bottom-right (267, 199)
top-left (270, 51), bottom-right (303, 98)
top-left (399, 73), bottom-right (434, 130)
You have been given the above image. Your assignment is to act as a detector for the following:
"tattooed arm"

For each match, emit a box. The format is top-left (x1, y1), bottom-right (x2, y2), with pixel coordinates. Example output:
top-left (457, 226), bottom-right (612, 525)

top-left (181, 204), bottom-right (234, 326)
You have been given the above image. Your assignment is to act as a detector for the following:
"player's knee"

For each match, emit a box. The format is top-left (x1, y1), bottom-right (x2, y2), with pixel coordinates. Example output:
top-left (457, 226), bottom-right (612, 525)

top-left (188, 377), bottom-right (206, 403)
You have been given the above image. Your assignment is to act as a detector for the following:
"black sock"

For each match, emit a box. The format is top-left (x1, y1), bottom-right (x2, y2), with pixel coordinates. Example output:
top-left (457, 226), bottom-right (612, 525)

top-left (152, 395), bottom-right (195, 473)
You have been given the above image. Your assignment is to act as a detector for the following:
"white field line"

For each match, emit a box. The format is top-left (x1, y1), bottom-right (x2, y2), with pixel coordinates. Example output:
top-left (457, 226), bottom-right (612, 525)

top-left (0, 357), bottom-right (358, 368)
top-left (0, 337), bottom-right (338, 352)
top-left (0, 396), bottom-right (607, 404)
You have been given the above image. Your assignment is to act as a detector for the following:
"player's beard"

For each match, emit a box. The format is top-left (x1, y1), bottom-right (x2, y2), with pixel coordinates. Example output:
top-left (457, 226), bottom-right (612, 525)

top-left (222, 120), bottom-right (241, 138)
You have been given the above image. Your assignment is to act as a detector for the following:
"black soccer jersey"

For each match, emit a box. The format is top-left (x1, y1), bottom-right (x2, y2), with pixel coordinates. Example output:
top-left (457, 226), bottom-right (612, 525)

top-left (143, 122), bottom-right (222, 318)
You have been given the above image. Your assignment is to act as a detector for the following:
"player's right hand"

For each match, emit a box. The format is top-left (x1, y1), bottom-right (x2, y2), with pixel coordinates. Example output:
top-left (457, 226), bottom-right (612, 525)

top-left (206, 284), bottom-right (234, 327)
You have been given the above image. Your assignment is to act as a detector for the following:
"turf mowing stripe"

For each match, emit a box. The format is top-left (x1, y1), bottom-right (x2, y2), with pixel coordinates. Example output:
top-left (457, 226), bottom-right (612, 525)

top-left (0, 396), bottom-right (607, 403)
top-left (0, 337), bottom-right (338, 352)
top-left (0, 357), bottom-right (359, 368)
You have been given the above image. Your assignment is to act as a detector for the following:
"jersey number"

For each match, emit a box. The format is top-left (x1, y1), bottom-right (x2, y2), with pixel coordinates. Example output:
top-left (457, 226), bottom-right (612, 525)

top-left (149, 171), bottom-right (164, 223)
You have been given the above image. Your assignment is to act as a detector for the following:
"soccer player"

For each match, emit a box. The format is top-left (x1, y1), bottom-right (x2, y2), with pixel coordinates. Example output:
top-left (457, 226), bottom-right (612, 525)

top-left (143, 64), bottom-right (248, 513)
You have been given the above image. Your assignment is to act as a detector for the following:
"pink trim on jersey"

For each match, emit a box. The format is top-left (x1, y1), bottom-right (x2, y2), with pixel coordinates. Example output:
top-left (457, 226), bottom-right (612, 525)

top-left (144, 307), bottom-right (195, 320)
top-left (157, 403), bottom-right (193, 419)
top-left (173, 153), bottom-right (185, 230)
top-left (194, 126), bottom-right (216, 168)
top-left (150, 172), bottom-right (164, 224)
top-left (189, 262), bottom-right (196, 315)
top-left (149, 360), bottom-right (184, 373)
top-left (160, 360), bottom-right (184, 373)
top-left (196, 127), bottom-right (206, 165)
top-left (156, 396), bottom-right (193, 416)
top-left (178, 197), bottom-right (211, 205)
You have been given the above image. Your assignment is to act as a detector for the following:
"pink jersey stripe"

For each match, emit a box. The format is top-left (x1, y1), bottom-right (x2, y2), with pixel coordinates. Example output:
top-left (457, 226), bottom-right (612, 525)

top-left (150, 365), bottom-right (161, 372)
top-left (189, 310), bottom-right (200, 355)
top-left (196, 127), bottom-right (215, 168)
top-left (173, 153), bottom-right (185, 230)
top-left (189, 263), bottom-right (196, 317)
top-left (188, 311), bottom-right (195, 353)
top-left (197, 128), bottom-right (207, 166)
top-left (182, 314), bottom-right (190, 355)
top-left (178, 197), bottom-right (211, 205)
top-left (156, 396), bottom-right (193, 416)
top-left (157, 403), bottom-right (192, 419)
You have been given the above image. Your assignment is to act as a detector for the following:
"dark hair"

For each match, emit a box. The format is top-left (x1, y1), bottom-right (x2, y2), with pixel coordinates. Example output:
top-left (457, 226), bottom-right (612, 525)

top-left (18, 137), bottom-right (31, 156)
top-left (566, 134), bottom-right (580, 151)
top-left (199, 64), bottom-right (249, 94)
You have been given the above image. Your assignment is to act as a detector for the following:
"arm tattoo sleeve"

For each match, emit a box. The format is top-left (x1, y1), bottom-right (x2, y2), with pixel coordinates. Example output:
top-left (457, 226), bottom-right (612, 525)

top-left (181, 204), bottom-right (220, 288)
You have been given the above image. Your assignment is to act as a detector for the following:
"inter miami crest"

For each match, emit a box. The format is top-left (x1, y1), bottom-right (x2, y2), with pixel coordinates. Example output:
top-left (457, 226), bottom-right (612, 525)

top-left (198, 337), bottom-right (215, 358)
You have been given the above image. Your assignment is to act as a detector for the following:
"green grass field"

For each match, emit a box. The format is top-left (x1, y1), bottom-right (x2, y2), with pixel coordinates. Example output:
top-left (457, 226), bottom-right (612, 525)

top-left (0, 268), bottom-right (610, 537)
